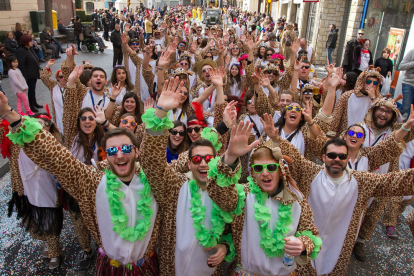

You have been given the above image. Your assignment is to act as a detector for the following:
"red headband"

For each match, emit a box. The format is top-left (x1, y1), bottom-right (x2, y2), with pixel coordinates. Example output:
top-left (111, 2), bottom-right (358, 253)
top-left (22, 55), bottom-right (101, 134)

top-left (188, 120), bottom-right (207, 127)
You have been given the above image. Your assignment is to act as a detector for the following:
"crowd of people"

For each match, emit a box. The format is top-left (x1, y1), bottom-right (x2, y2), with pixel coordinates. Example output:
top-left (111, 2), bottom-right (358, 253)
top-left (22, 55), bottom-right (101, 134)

top-left (2, 3), bottom-right (414, 276)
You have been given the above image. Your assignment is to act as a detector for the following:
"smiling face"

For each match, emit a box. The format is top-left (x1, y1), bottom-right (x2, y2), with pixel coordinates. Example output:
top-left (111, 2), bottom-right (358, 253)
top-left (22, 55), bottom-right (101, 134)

top-left (230, 65), bottom-right (239, 76)
top-left (179, 86), bottom-right (188, 104)
top-left (169, 125), bottom-right (185, 149)
top-left (251, 157), bottom-right (281, 195)
top-left (187, 121), bottom-right (204, 142)
top-left (246, 96), bottom-right (256, 114)
top-left (79, 111), bottom-right (96, 137)
top-left (116, 68), bottom-right (127, 82)
top-left (231, 46), bottom-right (240, 56)
top-left (265, 50), bottom-right (273, 61)
top-left (123, 97), bottom-right (136, 113)
top-left (259, 47), bottom-right (266, 56)
top-left (265, 70), bottom-right (276, 82)
top-left (345, 125), bottom-right (365, 150)
top-left (119, 115), bottom-right (137, 132)
top-left (299, 64), bottom-right (311, 80)
top-left (91, 70), bottom-right (107, 92)
top-left (278, 93), bottom-right (293, 110)
top-left (56, 71), bottom-right (66, 86)
top-left (301, 89), bottom-right (313, 103)
top-left (106, 135), bottom-right (139, 181)
top-left (187, 146), bottom-right (214, 184)
top-left (284, 102), bottom-right (302, 127)
top-left (372, 105), bottom-right (394, 129)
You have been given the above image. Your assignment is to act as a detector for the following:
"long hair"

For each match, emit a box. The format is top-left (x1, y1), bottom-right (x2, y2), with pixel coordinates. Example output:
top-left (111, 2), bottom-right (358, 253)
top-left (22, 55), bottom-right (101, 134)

top-left (15, 23), bottom-right (22, 32)
top-left (229, 64), bottom-right (242, 89)
top-left (75, 107), bottom-right (104, 165)
top-left (173, 86), bottom-right (190, 116)
top-left (39, 118), bottom-right (63, 144)
top-left (343, 72), bottom-right (358, 92)
top-left (119, 92), bottom-right (142, 125)
top-left (256, 46), bottom-right (266, 59)
top-left (274, 101), bottom-right (306, 141)
top-left (110, 66), bottom-right (134, 91)
top-left (167, 120), bottom-right (188, 155)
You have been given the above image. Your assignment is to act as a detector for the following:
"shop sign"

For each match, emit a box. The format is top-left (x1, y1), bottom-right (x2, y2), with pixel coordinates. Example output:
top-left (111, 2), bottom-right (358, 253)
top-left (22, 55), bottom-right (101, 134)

top-left (387, 28), bottom-right (406, 66)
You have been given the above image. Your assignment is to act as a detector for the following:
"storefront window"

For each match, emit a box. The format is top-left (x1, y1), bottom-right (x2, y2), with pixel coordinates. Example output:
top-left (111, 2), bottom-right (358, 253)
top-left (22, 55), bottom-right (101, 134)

top-left (364, 0), bottom-right (414, 68)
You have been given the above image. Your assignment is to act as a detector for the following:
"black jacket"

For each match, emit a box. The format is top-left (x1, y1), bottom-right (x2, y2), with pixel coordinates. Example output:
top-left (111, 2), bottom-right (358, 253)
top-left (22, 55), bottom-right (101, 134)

top-left (39, 32), bottom-right (52, 45)
top-left (16, 46), bottom-right (40, 80)
top-left (374, 57), bottom-right (394, 78)
top-left (5, 38), bottom-right (18, 53)
top-left (326, 29), bottom-right (339, 49)
top-left (342, 38), bottom-right (359, 68)
top-left (110, 29), bottom-right (122, 49)
top-left (58, 23), bottom-right (67, 34)
top-left (13, 31), bottom-right (23, 45)
top-left (74, 21), bottom-right (83, 36)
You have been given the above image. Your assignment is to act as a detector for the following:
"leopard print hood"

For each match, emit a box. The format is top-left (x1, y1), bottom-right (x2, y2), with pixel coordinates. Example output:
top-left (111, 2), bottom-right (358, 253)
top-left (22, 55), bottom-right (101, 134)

top-left (364, 94), bottom-right (403, 126)
top-left (354, 65), bottom-right (383, 97)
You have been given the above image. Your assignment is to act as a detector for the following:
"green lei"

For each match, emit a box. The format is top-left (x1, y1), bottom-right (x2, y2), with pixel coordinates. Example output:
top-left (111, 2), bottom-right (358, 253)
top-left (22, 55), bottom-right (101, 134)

top-left (104, 169), bottom-right (154, 242)
top-left (7, 116), bottom-right (43, 146)
top-left (247, 176), bottom-right (293, 258)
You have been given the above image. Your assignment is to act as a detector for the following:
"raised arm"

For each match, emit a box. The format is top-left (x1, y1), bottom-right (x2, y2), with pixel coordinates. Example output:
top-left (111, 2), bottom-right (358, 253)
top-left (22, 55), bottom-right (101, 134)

top-left (253, 68), bottom-right (275, 118)
top-left (40, 59), bottom-right (58, 90)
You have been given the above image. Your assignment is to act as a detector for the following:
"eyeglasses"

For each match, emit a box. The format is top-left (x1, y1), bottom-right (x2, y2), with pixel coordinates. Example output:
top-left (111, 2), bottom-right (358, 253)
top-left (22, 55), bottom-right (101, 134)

top-left (180, 62), bottom-right (189, 66)
top-left (197, 29), bottom-right (202, 32)
top-left (169, 129), bottom-right (185, 136)
top-left (105, 144), bottom-right (135, 157)
top-left (366, 80), bottom-right (379, 85)
top-left (347, 130), bottom-right (364, 139)
top-left (233, 47), bottom-right (239, 50)
top-left (247, 99), bottom-right (254, 104)
top-left (270, 39), bottom-right (276, 41)
top-left (120, 119), bottom-right (137, 127)
top-left (285, 106), bottom-right (302, 112)
top-left (190, 154), bottom-right (214, 165)
top-left (377, 107), bottom-right (394, 116)
top-left (202, 68), bottom-right (212, 73)
top-left (301, 66), bottom-right (310, 69)
top-left (326, 152), bottom-right (348, 160)
top-left (302, 90), bottom-right (313, 95)
top-left (205, 28), bottom-right (210, 31)
top-left (187, 126), bottom-right (203, 133)
top-left (266, 53), bottom-right (273, 56)
top-left (266, 70), bottom-right (278, 75)
top-left (179, 43), bottom-right (185, 47)
top-left (131, 43), bottom-right (139, 45)
top-left (251, 163), bottom-right (280, 173)
top-left (79, 116), bottom-right (95, 121)
top-left (57, 75), bottom-right (64, 79)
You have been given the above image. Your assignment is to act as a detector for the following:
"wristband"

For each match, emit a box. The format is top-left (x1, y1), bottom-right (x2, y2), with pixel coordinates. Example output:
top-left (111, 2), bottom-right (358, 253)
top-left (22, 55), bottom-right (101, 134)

top-left (401, 124), bottom-right (411, 132)
top-left (109, 97), bottom-right (116, 102)
top-left (0, 107), bottom-right (13, 120)
top-left (101, 119), bottom-right (108, 126)
top-left (156, 66), bottom-right (165, 70)
top-left (307, 121), bottom-right (315, 127)
top-left (154, 104), bottom-right (168, 112)
top-left (371, 97), bottom-right (378, 101)
top-left (10, 116), bottom-right (22, 128)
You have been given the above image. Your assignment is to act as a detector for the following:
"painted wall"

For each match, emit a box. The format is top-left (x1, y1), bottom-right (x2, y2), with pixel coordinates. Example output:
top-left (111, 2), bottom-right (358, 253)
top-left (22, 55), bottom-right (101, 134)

top-left (0, 0), bottom-right (39, 31)
top-left (37, 0), bottom-right (76, 25)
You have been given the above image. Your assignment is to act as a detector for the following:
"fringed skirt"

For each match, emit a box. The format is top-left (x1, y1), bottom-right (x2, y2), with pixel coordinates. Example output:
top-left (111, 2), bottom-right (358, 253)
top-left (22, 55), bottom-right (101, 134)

top-left (95, 248), bottom-right (159, 276)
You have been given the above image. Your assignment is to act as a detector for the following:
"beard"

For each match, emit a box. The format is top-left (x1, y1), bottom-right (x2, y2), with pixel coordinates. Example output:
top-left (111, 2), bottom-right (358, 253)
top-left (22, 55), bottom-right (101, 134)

top-left (372, 111), bottom-right (394, 129)
top-left (108, 156), bottom-right (137, 179)
top-left (326, 161), bottom-right (346, 175)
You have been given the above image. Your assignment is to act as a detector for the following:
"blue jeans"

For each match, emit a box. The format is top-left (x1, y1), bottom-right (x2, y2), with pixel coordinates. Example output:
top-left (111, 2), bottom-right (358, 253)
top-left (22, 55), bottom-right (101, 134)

top-left (52, 37), bottom-right (63, 52)
top-left (36, 49), bottom-right (44, 59)
top-left (327, 48), bottom-right (334, 65)
top-left (398, 83), bottom-right (414, 116)
top-left (0, 59), bottom-right (3, 75)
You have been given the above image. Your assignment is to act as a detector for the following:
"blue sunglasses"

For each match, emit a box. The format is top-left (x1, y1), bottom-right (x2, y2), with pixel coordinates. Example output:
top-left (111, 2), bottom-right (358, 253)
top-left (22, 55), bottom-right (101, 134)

top-left (347, 130), bottom-right (364, 139)
top-left (105, 144), bottom-right (135, 157)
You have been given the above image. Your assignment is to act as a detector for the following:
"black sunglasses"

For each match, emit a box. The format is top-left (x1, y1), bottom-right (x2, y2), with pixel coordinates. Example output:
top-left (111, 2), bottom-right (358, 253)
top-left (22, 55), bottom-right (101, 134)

top-left (266, 70), bottom-right (278, 75)
top-left (169, 129), bottom-right (186, 136)
top-left (301, 66), bottom-right (310, 69)
top-left (187, 126), bottom-right (203, 133)
top-left (79, 116), bottom-right (95, 121)
top-left (57, 75), bottom-right (64, 79)
top-left (266, 53), bottom-right (273, 56)
top-left (326, 152), bottom-right (348, 160)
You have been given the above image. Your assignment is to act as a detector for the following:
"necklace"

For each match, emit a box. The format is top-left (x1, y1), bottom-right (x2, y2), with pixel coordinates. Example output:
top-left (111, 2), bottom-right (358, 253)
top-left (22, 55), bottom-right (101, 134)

top-left (189, 179), bottom-right (245, 248)
top-left (105, 169), bottom-right (153, 242)
top-left (247, 176), bottom-right (293, 257)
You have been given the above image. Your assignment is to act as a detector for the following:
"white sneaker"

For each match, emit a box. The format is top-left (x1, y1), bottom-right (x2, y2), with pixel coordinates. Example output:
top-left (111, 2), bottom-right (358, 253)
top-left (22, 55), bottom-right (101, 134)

top-left (49, 256), bottom-right (60, 270)
top-left (42, 243), bottom-right (49, 258)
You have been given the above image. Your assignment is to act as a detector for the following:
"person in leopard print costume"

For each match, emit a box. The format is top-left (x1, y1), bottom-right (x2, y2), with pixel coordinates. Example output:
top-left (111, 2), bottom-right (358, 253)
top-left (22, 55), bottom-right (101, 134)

top-left (2, 78), bottom-right (162, 275)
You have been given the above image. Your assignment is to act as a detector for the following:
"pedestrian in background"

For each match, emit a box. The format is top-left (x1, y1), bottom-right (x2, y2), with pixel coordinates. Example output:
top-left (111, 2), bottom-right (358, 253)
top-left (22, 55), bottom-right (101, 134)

top-left (398, 48), bottom-right (414, 116)
top-left (326, 24), bottom-right (338, 65)
top-left (111, 24), bottom-right (123, 67)
top-left (342, 28), bottom-right (364, 73)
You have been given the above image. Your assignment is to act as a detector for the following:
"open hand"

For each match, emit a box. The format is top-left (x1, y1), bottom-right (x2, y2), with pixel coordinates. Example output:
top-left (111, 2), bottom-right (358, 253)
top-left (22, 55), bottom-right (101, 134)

top-left (158, 51), bottom-right (172, 68)
top-left (121, 34), bottom-right (128, 44)
top-left (93, 105), bottom-right (106, 124)
top-left (302, 100), bottom-right (313, 124)
top-left (223, 100), bottom-right (238, 127)
top-left (110, 82), bottom-right (122, 98)
top-left (144, 97), bottom-right (154, 112)
top-left (290, 38), bottom-right (300, 54)
top-left (157, 77), bottom-right (184, 111)
top-left (210, 67), bottom-right (224, 87)
top-left (327, 67), bottom-right (343, 88)
top-left (260, 113), bottom-right (280, 142)
top-left (260, 73), bottom-right (271, 87)
top-left (67, 65), bottom-right (84, 85)
top-left (224, 121), bottom-right (260, 164)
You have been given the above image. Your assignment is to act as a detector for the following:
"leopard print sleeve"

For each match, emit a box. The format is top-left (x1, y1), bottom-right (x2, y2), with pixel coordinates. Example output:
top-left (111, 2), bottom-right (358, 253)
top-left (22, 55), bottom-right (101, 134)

top-left (330, 90), bottom-right (353, 137)
top-left (295, 197), bottom-right (319, 265)
top-left (363, 133), bottom-right (405, 172)
top-left (276, 139), bottom-right (323, 197)
top-left (135, 123), bottom-right (145, 148)
top-left (40, 68), bottom-right (57, 91)
top-left (302, 123), bottom-right (329, 161)
top-left (357, 169), bottom-right (414, 199)
top-left (207, 157), bottom-right (242, 213)
top-left (213, 102), bottom-right (227, 128)
top-left (255, 85), bottom-right (275, 118)
top-left (140, 131), bottom-right (187, 207)
top-left (278, 64), bottom-right (294, 91)
top-left (142, 65), bottom-right (155, 95)
top-left (20, 130), bottom-right (103, 202)
top-left (168, 150), bottom-right (190, 174)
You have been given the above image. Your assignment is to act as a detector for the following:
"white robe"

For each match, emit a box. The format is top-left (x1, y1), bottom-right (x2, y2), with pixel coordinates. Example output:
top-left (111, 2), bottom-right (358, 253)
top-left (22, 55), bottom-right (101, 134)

top-left (243, 114), bottom-right (264, 141)
top-left (175, 181), bottom-right (216, 276)
top-left (81, 90), bottom-right (110, 110)
top-left (241, 185), bottom-right (302, 275)
top-left (198, 86), bottom-right (216, 112)
top-left (168, 108), bottom-right (188, 126)
top-left (346, 94), bottom-right (372, 128)
top-left (52, 84), bottom-right (64, 134)
top-left (95, 171), bottom-right (158, 265)
top-left (308, 170), bottom-right (358, 275)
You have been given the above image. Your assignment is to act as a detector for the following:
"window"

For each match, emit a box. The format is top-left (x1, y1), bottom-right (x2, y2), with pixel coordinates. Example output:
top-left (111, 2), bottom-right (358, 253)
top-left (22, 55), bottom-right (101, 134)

top-left (0, 0), bottom-right (11, 11)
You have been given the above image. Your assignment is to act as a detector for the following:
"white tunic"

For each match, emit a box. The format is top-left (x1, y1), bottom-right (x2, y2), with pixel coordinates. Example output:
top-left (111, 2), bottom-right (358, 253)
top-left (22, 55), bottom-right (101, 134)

top-left (273, 111), bottom-right (281, 124)
top-left (198, 86), bottom-right (216, 112)
top-left (308, 170), bottom-right (358, 275)
top-left (346, 93), bottom-right (371, 128)
top-left (95, 172), bottom-right (158, 264)
top-left (230, 81), bottom-right (242, 97)
top-left (109, 87), bottom-right (127, 106)
top-left (241, 185), bottom-right (302, 275)
top-left (168, 108), bottom-right (188, 126)
top-left (175, 181), bottom-right (216, 276)
top-left (398, 140), bottom-right (414, 201)
top-left (52, 84), bottom-right (64, 134)
top-left (128, 55), bottom-right (151, 103)
top-left (280, 129), bottom-right (306, 156)
top-left (81, 90), bottom-right (110, 110)
top-left (243, 114), bottom-right (264, 141)
top-left (71, 135), bottom-right (99, 164)
top-left (19, 149), bottom-right (57, 208)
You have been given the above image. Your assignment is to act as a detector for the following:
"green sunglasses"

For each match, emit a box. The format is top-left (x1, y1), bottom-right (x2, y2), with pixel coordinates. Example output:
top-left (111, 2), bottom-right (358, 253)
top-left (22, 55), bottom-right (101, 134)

top-left (251, 163), bottom-right (280, 173)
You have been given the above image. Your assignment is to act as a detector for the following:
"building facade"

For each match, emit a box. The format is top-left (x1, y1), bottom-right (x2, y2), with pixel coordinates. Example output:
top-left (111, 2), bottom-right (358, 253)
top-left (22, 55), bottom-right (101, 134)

top-left (0, 0), bottom-right (39, 31)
